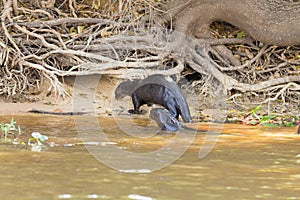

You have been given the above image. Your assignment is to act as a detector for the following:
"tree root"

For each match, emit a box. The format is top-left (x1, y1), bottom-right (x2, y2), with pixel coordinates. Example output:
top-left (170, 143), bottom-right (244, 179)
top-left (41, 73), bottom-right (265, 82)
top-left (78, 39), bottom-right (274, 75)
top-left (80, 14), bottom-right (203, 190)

top-left (0, 0), bottom-right (299, 110)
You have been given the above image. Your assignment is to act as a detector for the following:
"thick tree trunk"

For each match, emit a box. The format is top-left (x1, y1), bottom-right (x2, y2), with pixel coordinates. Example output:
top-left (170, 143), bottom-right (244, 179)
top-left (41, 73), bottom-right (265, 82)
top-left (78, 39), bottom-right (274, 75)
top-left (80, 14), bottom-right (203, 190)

top-left (161, 0), bottom-right (300, 46)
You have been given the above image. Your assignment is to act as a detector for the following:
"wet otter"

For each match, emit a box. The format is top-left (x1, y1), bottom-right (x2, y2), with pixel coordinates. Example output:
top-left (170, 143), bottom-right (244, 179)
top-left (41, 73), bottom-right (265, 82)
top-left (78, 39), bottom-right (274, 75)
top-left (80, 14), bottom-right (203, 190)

top-left (150, 108), bottom-right (245, 138)
top-left (150, 108), bottom-right (194, 131)
top-left (115, 74), bottom-right (192, 123)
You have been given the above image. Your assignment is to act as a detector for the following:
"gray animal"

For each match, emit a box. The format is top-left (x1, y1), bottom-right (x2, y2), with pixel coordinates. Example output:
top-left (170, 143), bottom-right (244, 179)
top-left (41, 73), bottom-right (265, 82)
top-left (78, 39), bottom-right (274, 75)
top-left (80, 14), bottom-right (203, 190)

top-left (115, 74), bottom-right (192, 123)
top-left (150, 108), bottom-right (244, 138)
top-left (150, 108), bottom-right (195, 131)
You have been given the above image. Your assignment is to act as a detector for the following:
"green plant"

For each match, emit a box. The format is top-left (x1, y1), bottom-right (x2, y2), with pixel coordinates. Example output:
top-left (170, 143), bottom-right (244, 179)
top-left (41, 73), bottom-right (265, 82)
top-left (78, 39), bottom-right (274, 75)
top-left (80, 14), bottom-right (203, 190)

top-left (244, 105), bottom-right (299, 127)
top-left (0, 118), bottom-right (22, 142)
top-left (28, 132), bottom-right (49, 152)
top-left (29, 132), bottom-right (48, 146)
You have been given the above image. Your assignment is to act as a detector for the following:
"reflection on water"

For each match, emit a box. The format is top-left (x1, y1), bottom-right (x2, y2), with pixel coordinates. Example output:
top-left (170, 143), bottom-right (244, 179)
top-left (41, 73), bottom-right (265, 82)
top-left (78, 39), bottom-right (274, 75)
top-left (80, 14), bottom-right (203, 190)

top-left (0, 115), bottom-right (299, 200)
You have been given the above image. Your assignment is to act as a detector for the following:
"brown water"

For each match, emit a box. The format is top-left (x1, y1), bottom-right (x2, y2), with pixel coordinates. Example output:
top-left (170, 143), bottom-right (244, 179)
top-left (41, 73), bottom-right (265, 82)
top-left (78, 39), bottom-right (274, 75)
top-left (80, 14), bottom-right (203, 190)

top-left (0, 115), bottom-right (299, 200)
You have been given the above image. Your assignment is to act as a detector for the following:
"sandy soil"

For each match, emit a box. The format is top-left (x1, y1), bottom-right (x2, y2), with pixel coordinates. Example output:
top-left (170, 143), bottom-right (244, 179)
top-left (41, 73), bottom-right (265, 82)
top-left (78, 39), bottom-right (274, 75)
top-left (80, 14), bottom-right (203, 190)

top-left (1, 75), bottom-right (298, 123)
top-left (0, 75), bottom-right (202, 118)
top-left (0, 75), bottom-right (117, 116)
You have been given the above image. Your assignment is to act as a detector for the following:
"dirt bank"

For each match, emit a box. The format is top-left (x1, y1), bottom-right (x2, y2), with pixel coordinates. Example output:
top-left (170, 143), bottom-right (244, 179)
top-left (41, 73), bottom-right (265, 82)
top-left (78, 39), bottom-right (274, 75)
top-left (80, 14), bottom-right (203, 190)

top-left (0, 75), bottom-right (298, 128)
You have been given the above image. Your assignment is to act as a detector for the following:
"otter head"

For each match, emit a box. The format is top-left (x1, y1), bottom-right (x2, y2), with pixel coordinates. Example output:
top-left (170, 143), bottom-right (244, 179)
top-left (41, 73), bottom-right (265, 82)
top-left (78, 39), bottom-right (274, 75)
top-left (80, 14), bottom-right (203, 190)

top-left (114, 80), bottom-right (136, 100)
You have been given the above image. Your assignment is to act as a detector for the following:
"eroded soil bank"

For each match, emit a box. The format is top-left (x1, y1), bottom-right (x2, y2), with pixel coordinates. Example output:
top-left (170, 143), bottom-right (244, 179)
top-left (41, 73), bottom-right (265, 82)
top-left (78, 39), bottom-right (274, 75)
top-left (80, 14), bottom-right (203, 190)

top-left (1, 75), bottom-right (299, 129)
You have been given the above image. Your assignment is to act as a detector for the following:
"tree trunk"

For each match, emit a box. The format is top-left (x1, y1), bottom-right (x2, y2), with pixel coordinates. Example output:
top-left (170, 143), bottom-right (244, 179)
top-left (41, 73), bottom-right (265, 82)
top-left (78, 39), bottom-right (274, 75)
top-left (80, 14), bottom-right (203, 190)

top-left (161, 0), bottom-right (300, 46)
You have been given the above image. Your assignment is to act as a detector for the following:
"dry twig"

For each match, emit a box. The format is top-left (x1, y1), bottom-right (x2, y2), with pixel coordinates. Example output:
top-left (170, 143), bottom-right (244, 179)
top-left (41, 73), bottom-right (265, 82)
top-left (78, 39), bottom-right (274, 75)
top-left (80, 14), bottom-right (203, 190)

top-left (0, 0), bottom-right (298, 110)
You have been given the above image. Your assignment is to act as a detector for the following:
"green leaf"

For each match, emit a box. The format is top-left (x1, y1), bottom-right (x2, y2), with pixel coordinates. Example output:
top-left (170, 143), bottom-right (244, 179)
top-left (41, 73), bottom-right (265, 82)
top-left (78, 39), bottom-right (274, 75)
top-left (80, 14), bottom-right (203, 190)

top-left (10, 118), bottom-right (16, 125)
top-left (93, 3), bottom-right (99, 10)
top-left (249, 120), bottom-right (258, 125)
top-left (260, 122), bottom-right (278, 127)
top-left (18, 125), bottom-right (22, 135)
top-left (285, 121), bottom-right (294, 127)
top-left (69, 27), bottom-right (77, 34)
top-left (260, 115), bottom-right (276, 122)
top-left (2, 126), bottom-right (8, 133)
top-left (250, 105), bottom-right (261, 115)
top-left (39, 135), bottom-right (48, 142)
top-left (236, 31), bottom-right (245, 38)
top-left (31, 132), bottom-right (48, 142)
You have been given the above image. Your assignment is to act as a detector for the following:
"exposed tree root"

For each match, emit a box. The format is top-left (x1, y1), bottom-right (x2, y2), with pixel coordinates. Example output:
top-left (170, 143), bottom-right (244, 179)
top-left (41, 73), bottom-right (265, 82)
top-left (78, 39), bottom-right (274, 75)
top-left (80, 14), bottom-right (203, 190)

top-left (0, 0), bottom-right (299, 111)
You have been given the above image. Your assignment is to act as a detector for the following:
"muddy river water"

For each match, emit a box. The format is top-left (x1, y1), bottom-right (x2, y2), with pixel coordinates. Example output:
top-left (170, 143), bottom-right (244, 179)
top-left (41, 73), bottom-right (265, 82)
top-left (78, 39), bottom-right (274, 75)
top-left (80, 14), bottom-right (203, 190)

top-left (0, 115), bottom-right (299, 200)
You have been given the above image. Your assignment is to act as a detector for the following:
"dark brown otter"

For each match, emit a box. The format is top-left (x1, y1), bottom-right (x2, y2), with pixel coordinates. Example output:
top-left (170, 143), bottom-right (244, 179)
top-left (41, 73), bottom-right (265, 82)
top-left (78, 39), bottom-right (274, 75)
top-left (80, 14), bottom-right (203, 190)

top-left (115, 74), bottom-right (192, 123)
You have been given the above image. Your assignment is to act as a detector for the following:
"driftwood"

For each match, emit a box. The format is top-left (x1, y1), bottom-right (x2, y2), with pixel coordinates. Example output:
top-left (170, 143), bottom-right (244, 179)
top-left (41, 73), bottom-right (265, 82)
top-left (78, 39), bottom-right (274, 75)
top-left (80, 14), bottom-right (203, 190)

top-left (28, 108), bottom-right (90, 115)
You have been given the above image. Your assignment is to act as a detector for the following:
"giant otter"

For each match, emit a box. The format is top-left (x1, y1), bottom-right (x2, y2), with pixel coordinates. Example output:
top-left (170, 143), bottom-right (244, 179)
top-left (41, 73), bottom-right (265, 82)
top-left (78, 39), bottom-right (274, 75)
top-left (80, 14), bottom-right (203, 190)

top-left (115, 74), bottom-right (192, 123)
top-left (150, 108), bottom-right (244, 137)
top-left (149, 108), bottom-right (195, 131)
